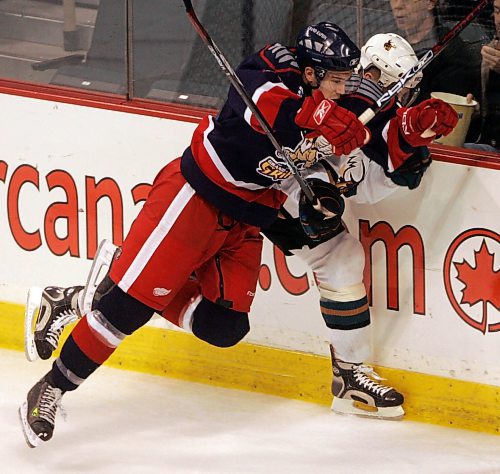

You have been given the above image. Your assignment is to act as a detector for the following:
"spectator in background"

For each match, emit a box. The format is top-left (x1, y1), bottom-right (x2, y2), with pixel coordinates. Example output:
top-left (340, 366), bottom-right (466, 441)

top-left (389, 0), bottom-right (481, 104)
top-left (474, 0), bottom-right (500, 150)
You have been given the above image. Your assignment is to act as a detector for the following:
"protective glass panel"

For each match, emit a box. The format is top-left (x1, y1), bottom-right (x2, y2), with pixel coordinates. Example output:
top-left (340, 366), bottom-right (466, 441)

top-left (0, 0), bottom-right (127, 95)
top-left (0, 1), bottom-right (498, 152)
top-left (135, 0), bottom-right (293, 108)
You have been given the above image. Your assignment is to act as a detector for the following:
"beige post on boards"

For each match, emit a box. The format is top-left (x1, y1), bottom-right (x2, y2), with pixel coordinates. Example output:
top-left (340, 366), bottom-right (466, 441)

top-left (430, 92), bottom-right (477, 147)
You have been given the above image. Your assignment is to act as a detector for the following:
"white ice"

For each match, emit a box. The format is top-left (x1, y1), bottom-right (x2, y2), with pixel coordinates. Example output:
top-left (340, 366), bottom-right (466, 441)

top-left (1, 348), bottom-right (499, 474)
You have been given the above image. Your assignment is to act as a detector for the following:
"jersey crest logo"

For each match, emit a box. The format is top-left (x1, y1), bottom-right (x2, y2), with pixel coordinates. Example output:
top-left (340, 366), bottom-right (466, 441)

top-left (153, 287), bottom-right (171, 297)
top-left (336, 152), bottom-right (366, 196)
top-left (256, 135), bottom-right (333, 181)
top-left (257, 157), bottom-right (292, 181)
top-left (313, 100), bottom-right (331, 125)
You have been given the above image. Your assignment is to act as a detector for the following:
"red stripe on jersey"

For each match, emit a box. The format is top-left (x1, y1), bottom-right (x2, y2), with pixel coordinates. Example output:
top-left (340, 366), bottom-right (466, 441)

top-left (71, 316), bottom-right (115, 364)
top-left (249, 84), bottom-right (300, 132)
top-left (190, 117), bottom-right (286, 209)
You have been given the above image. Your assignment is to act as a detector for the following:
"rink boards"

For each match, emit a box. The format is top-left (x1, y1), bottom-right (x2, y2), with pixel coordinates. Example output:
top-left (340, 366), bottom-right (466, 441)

top-left (0, 91), bottom-right (498, 434)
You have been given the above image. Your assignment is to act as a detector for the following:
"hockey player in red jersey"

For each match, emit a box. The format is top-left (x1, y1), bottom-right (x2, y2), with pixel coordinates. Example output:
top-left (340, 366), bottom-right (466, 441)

top-left (264, 32), bottom-right (457, 419)
top-left (20, 25), bottom-right (453, 443)
top-left (19, 22), bottom-right (370, 447)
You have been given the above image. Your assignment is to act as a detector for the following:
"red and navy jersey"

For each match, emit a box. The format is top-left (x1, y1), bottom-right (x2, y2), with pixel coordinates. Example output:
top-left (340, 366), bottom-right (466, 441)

top-left (181, 43), bottom-right (310, 228)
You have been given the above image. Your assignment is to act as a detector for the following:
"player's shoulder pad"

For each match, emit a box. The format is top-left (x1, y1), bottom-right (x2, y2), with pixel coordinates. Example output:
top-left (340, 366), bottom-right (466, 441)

top-left (260, 43), bottom-right (301, 73)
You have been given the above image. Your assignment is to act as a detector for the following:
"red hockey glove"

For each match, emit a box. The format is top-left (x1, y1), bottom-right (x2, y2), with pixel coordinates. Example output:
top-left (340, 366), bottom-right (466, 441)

top-left (295, 90), bottom-right (369, 156)
top-left (427, 98), bottom-right (459, 136)
top-left (394, 98), bottom-right (459, 147)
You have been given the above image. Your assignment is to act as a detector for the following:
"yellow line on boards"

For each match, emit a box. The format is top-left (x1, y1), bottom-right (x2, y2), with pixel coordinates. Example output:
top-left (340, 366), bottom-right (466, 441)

top-left (1, 301), bottom-right (498, 435)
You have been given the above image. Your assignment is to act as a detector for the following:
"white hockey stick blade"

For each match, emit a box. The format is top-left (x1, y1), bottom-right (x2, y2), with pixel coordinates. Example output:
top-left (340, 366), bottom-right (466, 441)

top-left (24, 286), bottom-right (44, 362)
top-left (80, 239), bottom-right (118, 315)
top-left (332, 397), bottom-right (405, 420)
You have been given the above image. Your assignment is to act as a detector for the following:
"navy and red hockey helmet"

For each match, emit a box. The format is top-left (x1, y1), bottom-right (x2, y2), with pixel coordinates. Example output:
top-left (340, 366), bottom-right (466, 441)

top-left (296, 22), bottom-right (360, 79)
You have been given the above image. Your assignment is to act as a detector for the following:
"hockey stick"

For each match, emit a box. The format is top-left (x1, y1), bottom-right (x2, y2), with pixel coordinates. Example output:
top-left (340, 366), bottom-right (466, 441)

top-left (182, 0), bottom-right (319, 204)
top-left (358, 0), bottom-right (492, 125)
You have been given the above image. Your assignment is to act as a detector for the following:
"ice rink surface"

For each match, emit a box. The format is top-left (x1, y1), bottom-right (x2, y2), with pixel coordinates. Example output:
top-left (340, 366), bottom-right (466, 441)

top-left (1, 349), bottom-right (499, 474)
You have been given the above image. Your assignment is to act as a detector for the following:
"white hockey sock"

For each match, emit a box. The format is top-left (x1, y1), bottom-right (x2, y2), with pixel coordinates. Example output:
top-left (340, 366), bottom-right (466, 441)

top-left (329, 325), bottom-right (371, 364)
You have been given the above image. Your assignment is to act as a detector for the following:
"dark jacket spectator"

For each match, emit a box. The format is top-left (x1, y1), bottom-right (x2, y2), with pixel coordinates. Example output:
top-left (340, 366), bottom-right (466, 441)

top-left (390, 0), bottom-right (482, 103)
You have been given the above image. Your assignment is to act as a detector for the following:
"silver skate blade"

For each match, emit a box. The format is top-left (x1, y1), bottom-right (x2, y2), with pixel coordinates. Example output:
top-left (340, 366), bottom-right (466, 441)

top-left (18, 402), bottom-right (40, 448)
top-left (81, 239), bottom-right (118, 315)
top-left (332, 398), bottom-right (405, 421)
top-left (24, 287), bottom-right (43, 362)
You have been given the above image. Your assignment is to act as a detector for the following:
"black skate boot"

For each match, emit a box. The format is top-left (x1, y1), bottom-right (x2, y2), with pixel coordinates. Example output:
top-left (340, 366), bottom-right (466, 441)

top-left (331, 348), bottom-right (404, 420)
top-left (19, 373), bottom-right (65, 447)
top-left (25, 286), bottom-right (83, 361)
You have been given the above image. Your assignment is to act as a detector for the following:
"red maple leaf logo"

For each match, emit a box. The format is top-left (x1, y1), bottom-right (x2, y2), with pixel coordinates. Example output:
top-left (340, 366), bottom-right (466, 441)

top-left (454, 240), bottom-right (500, 333)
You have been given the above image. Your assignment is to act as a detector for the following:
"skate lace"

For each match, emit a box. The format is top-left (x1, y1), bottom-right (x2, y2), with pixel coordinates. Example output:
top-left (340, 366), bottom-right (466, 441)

top-left (46, 310), bottom-right (79, 347)
top-left (353, 365), bottom-right (392, 396)
top-left (39, 385), bottom-right (66, 424)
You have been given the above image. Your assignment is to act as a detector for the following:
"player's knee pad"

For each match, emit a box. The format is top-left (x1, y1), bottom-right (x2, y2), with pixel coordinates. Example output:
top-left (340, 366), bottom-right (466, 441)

top-left (191, 298), bottom-right (249, 348)
top-left (297, 232), bottom-right (365, 288)
top-left (319, 282), bottom-right (370, 330)
top-left (96, 284), bottom-right (155, 335)
top-left (332, 237), bottom-right (365, 285)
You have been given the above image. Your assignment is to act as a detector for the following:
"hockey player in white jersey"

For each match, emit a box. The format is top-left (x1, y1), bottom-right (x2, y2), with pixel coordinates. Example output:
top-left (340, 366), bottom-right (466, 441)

top-left (263, 32), bottom-right (457, 420)
top-left (23, 33), bottom-right (457, 425)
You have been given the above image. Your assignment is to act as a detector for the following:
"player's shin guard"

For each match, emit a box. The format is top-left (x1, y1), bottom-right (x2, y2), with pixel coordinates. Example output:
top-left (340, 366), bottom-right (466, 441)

top-left (51, 311), bottom-right (124, 391)
top-left (51, 286), bottom-right (154, 392)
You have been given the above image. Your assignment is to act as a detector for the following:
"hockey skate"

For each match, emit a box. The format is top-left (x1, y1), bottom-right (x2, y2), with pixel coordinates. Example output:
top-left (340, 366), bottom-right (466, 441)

top-left (24, 239), bottom-right (118, 362)
top-left (19, 373), bottom-right (64, 447)
top-left (25, 286), bottom-right (83, 362)
top-left (331, 357), bottom-right (405, 420)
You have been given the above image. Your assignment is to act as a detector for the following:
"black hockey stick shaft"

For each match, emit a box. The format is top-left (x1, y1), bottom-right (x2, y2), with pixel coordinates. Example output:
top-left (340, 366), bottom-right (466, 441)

top-left (182, 0), bottom-right (317, 203)
top-left (358, 0), bottom-right (492, 125)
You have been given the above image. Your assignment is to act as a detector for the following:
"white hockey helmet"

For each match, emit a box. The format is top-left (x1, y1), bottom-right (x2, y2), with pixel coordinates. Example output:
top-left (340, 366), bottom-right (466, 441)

top-left (359, 33), bottom-right (422, 89)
